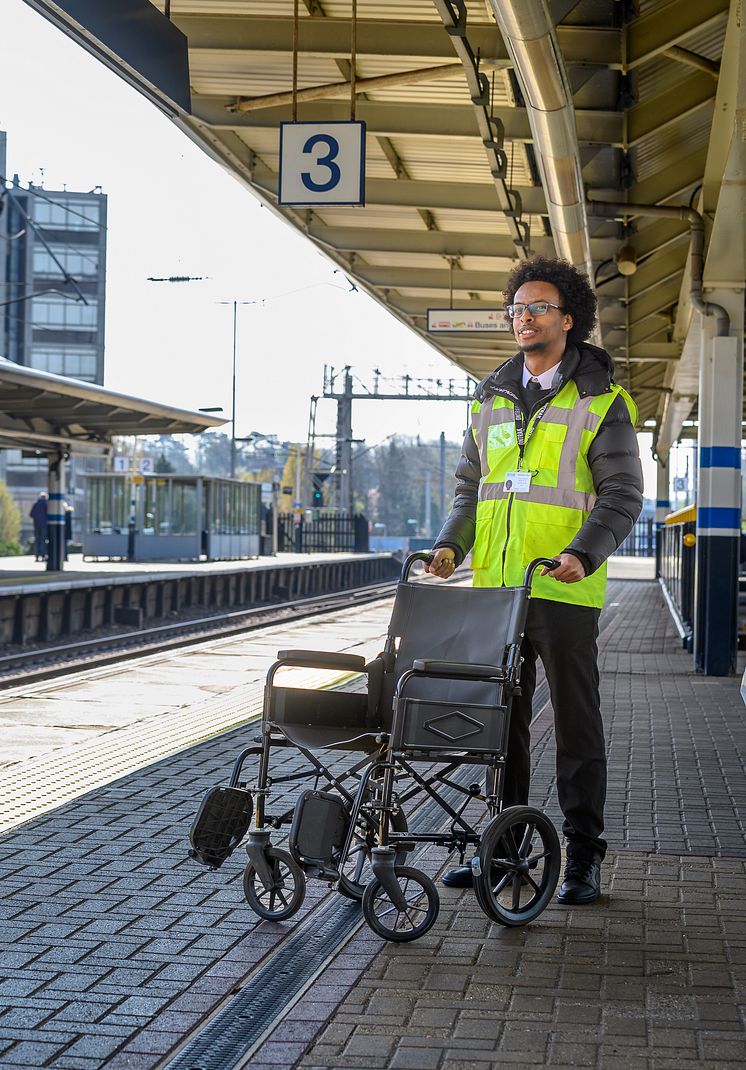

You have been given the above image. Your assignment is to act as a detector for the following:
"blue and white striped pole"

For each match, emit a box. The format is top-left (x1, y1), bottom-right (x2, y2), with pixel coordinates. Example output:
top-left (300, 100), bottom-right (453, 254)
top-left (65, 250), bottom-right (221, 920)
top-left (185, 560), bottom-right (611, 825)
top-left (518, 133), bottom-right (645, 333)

top-left (46, 451), bottom-right (67, 572)
top-left (695, 331), bottom-right (743, 675)
top-left (655, 457), bottom-right (670, 579)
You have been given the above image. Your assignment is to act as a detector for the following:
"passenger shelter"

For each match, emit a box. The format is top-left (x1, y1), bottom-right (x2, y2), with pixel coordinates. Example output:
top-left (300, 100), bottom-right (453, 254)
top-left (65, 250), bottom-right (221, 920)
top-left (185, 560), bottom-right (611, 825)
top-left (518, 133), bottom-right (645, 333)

top-left (0, 357), bottom-right (224, 571)
top-left (84, 473), bottom-right (261, 562)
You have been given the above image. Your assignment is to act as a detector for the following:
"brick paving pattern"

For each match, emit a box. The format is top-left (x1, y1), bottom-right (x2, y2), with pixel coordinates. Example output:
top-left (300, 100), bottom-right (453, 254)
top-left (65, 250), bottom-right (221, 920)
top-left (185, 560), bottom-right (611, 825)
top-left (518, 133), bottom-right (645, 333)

top-left (1, 579), bottom-right (745, 1069)
top-left (300, 852), bottom-right (746, 1070)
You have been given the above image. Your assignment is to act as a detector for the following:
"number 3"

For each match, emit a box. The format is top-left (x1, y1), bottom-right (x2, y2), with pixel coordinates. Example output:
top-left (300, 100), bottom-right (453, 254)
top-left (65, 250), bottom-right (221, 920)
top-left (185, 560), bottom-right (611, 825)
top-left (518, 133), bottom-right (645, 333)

top-left (301, 134), bottom-right (341, 193)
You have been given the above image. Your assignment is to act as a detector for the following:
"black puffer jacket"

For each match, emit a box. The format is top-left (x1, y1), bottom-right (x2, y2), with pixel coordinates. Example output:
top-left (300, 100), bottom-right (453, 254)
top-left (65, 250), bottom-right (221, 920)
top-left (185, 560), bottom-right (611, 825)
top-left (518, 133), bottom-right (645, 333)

top-left (435, 343), bottom-right (644, 575)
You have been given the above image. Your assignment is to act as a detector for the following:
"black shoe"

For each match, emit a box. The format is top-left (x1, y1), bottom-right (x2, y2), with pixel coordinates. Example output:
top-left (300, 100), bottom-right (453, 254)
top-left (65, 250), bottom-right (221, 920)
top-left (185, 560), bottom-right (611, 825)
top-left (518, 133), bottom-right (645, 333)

top-left (443, 852), bottom-right (539, 889)
top-left (557, 855), bottom-right (601, 905)
top-left (442, 864), bottom-right (473, 888)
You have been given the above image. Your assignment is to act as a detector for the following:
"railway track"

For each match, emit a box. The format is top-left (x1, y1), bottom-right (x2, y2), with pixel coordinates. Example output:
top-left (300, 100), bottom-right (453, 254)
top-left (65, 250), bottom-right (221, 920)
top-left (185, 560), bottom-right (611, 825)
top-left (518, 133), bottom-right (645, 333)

top-left (0, 577), bottom-right (401, 688)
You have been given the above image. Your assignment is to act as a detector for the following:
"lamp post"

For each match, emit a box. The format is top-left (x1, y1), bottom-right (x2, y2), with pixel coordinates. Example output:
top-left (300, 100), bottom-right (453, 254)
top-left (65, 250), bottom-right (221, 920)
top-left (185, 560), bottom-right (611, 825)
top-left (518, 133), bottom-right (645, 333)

top-left (147, 279), bottom-right (253, 480)
top-left (217, 300), bottom-right (255, 479)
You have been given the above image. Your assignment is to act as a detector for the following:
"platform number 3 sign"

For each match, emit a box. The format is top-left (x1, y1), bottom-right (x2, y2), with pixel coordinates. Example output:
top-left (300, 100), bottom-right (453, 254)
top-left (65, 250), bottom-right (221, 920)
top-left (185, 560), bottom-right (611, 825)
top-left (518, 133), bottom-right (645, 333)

top-left (279, 121), bottom-right (366, 206)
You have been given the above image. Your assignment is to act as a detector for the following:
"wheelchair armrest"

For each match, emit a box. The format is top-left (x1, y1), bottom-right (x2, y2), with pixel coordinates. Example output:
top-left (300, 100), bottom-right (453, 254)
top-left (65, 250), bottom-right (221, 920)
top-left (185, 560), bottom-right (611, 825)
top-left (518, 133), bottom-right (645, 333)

top-left (276, 649), bottom-right (367, 672)
top-left (412, 659), bottom-right (504, 679)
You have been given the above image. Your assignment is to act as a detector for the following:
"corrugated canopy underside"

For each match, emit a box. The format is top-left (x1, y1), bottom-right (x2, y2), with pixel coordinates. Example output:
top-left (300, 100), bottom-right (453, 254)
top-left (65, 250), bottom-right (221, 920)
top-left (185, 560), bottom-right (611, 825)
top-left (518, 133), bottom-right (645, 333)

top-left (26, 0), bottom-right (736, 432)
top-left (159, 0), bottom-right (732, 429)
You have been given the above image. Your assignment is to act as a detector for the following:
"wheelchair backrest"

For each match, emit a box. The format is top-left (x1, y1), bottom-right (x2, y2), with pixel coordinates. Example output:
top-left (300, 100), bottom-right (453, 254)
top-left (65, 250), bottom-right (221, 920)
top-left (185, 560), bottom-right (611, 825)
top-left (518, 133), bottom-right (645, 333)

top-left (372, 580), bottom-right (530, 728)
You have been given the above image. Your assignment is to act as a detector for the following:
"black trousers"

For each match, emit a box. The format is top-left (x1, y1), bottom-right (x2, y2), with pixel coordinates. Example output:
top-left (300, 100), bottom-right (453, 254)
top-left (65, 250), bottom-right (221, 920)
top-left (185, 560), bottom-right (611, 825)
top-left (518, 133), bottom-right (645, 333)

top-left (503, 597), bottom-right (607, 860)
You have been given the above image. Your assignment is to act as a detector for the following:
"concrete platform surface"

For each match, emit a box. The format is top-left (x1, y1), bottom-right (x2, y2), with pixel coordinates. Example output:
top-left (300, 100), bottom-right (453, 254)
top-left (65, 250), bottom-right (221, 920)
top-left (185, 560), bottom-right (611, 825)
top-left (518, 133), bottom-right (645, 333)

top-left (0, 578), bottom-right (744, 1069)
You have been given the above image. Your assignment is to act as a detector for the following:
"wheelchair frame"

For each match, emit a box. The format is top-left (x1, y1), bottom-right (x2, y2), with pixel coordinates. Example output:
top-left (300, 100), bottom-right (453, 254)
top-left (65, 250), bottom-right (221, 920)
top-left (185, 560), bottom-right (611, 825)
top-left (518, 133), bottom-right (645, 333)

top-left (188, 553), bottom-right (562, 941)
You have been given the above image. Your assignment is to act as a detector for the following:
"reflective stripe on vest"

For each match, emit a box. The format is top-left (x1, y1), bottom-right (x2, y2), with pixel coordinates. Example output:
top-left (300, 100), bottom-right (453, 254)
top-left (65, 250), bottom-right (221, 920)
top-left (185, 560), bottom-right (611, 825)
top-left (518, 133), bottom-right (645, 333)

top-left (470, 381), bottom-right (636, 608)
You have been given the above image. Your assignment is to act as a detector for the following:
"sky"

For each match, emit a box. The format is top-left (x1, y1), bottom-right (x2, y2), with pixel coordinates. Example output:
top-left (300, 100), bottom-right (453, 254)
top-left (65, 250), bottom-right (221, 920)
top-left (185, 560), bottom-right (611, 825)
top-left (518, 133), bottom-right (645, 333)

top-left (0, 0), bottom-right (657, 494)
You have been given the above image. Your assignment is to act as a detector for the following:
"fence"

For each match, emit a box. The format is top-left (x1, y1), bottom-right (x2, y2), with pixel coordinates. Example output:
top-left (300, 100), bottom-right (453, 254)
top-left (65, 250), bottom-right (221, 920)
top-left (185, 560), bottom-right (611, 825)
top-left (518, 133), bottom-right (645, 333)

top-left (277, 513), bottom-right (369, 554)
top-left (613, 515), bottom-right (655, 557)
top-left (657, 509), bottom-right (696, 649)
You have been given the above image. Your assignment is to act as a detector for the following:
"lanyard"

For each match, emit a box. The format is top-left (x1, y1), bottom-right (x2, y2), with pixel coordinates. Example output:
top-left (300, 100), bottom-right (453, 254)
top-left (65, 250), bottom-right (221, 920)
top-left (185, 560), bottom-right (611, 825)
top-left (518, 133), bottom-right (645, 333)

top-left (513, 400), bottom-right (550, 452)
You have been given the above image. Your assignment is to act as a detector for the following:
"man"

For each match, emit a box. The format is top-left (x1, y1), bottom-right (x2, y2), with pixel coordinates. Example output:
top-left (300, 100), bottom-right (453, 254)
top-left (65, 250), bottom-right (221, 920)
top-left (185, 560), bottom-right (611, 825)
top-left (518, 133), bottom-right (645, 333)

top-left (30, 492), bottom-right (48, 562)
top-left (64, 502), bottom-right (74, 561)
top-left (428, 255), bottom-right (643, 905)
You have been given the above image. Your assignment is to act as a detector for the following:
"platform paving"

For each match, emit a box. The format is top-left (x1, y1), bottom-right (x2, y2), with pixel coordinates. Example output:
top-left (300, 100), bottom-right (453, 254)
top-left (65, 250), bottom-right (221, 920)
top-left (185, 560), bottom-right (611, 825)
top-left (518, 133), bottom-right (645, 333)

top-left (1, 577), bottom-right (745, 1069)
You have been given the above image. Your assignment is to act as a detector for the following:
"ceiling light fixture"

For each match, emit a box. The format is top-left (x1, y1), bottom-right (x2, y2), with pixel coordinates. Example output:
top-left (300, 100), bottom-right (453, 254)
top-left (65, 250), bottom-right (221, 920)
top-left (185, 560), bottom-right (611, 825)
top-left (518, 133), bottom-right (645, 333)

top-left (614, 243), bottom-right (638, 276)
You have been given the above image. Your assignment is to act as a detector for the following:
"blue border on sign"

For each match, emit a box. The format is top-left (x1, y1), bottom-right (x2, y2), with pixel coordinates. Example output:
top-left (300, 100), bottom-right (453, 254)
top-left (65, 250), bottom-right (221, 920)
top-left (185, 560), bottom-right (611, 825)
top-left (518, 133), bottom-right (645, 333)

top-left (278, 121), bottom-right (366, 207)
top-left (425, 307), bottom-right (510, 334)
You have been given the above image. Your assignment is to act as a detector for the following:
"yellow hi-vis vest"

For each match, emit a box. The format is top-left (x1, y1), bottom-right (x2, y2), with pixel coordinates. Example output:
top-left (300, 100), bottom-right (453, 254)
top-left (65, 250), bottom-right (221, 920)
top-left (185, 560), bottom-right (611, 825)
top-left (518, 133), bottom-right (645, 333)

top-left (471, 380), bottom-right (637, 607)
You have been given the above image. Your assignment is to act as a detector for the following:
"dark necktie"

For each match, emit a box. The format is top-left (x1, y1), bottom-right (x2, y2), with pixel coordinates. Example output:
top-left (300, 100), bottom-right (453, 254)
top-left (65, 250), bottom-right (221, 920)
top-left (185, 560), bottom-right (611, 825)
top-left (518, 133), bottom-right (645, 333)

top-left (526, 377), bottom-right (542, 392)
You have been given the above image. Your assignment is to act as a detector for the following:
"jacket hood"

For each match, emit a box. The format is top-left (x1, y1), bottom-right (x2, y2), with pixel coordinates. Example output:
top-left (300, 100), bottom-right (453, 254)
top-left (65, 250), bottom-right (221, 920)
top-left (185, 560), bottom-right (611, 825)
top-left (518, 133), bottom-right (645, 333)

top-left (475, 342), bottom-right (615, 403)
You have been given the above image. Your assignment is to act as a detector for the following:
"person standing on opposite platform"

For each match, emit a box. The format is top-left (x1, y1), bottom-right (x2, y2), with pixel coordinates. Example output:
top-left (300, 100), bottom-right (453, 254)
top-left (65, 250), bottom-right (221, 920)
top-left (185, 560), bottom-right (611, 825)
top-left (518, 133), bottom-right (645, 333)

top-left (30, 492), bottom-right (48, 562)
top-left (64, 502), bottom-right (74, 561)
top-left (427, 255), bottom-right (643, 905)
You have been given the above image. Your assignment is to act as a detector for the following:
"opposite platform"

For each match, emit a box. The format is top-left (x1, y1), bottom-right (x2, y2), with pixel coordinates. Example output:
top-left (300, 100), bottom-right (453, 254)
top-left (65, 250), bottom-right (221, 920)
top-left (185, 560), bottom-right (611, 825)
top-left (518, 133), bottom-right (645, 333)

top-left (0, 552), bottom-right (399, 650)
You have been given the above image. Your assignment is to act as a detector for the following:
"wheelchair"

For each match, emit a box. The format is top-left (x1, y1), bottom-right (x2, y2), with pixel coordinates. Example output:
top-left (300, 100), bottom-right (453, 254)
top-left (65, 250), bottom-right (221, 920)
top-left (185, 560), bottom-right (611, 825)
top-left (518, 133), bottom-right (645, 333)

top-left (188, 552), bottom-right (562, 942)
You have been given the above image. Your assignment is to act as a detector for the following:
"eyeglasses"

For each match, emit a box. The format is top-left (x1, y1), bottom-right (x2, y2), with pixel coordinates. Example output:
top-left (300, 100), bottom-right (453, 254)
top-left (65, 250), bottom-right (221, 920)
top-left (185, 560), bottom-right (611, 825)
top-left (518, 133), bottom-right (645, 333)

top-left (507, 301), bottom-right (564, 318)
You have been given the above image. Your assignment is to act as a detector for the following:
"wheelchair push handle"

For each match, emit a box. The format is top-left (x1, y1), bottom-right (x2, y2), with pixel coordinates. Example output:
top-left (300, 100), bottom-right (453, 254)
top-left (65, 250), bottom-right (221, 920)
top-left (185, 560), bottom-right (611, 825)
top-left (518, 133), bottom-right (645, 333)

top-left (524, 557), bottom-right (560, 587)
top-left (401, 551), bottom-right (434, 583)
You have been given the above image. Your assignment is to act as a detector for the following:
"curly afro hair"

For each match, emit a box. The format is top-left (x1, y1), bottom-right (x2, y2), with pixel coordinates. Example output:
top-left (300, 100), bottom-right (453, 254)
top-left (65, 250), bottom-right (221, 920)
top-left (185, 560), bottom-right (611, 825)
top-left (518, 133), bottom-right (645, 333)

top-left (503, 255), bottom-right (597, 347)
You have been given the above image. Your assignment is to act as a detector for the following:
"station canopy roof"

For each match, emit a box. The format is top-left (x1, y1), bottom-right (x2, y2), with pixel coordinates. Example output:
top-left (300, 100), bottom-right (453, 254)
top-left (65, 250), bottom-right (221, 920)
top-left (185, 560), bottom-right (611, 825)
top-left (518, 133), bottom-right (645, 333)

top-left (24, 0), bottom-right (745, 447)
top-left (0, 358), bottom-right (225, 454)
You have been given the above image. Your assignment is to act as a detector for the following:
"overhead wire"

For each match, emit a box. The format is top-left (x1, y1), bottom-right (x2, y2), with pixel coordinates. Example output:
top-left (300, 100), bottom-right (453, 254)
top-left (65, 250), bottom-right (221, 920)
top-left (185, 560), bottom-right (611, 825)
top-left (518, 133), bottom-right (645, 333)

top-left (0, 178), bottom-right (102, 271)
top-left (0, 174), bottom-right (106, 232)
top-left (1, 191), bottom-right (91, 306)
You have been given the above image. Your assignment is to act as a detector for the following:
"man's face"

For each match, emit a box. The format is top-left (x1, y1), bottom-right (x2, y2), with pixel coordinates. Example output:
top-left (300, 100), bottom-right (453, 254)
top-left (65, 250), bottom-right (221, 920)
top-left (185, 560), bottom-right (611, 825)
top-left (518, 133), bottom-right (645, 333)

top-left (511, 281), bottom-right (573, 355)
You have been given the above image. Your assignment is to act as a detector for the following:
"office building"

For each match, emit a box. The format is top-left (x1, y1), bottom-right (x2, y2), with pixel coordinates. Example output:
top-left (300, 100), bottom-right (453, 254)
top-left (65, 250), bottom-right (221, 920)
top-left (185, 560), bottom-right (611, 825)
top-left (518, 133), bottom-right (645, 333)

top-left (0, 130), bottom-right (108, 540)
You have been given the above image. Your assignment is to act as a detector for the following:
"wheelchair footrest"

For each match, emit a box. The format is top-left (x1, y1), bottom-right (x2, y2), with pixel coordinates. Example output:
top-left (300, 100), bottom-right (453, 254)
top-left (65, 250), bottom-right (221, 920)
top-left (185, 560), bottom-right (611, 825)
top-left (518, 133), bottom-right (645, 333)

top-left (188, 786), bottom-right (254, 870)
top-left (288, 789), bottom-right (350, 872)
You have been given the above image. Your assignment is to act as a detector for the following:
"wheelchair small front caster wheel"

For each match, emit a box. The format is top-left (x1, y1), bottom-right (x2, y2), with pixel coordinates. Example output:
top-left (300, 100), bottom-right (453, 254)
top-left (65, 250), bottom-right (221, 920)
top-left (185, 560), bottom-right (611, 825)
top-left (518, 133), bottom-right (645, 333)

top-left (337, 806), bottom-right (411, 902)
top-left (243, 847), bottom-right (305, 921)
top-left (362, 865), bottom-right (439, 942)
top-left (473, 805), bottom-right (560, 927)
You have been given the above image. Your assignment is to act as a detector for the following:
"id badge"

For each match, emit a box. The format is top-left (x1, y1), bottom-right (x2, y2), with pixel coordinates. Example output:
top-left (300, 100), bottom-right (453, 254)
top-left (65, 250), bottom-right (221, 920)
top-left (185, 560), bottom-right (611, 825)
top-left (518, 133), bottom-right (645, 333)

top-left (504, 470), bottom-right (532, 494)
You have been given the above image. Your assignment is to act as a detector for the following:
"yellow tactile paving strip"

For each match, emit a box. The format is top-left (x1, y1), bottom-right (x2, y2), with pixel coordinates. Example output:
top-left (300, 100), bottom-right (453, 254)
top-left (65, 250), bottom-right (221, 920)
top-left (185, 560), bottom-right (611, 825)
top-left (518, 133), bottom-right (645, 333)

top-left (0, 577), bottom-right (473, 834)
top-left (0, 665), bottom-right (357, 834)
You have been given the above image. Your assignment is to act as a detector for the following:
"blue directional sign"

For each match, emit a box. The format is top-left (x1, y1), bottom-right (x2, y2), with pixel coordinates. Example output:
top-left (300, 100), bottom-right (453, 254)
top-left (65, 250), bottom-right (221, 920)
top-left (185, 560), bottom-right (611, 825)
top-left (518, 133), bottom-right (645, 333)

top-left (279, 121), bottom-right (366, 206)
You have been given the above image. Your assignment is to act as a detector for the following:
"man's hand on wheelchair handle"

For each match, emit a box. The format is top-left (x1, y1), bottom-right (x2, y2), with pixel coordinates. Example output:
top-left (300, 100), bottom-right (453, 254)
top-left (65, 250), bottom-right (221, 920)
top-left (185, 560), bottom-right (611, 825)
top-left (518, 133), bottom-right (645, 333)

top-left (426, 547), bottom-right (456, 578)
top-left (541, 552), bottom-right (585, 583)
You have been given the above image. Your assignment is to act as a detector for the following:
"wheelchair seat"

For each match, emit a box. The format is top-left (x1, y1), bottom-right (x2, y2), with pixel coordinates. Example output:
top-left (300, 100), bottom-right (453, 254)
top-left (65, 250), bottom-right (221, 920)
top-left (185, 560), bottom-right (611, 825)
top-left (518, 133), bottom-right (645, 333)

top-left (265, 578), bottom-right (529, 756)
top-left (267, 653), bottom-right (388, 752)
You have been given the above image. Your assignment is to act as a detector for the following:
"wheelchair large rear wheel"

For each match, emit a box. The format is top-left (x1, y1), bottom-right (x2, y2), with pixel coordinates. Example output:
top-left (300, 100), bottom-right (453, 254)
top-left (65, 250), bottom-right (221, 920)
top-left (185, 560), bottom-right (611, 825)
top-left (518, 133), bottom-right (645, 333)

top-left (243, 847), bottom-right (305, 921)
top-left (362, 866), bottom-right (439, 942)
top-left (473, 806), bottom-right (560, 927)
top-left (336, 806), bottom-right (410, 901)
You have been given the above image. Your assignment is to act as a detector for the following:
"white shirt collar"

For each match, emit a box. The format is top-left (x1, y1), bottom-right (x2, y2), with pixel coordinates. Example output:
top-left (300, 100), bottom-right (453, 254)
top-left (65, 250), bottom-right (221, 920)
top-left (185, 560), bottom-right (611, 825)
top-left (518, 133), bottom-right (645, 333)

top-left (522, 360), bottom-right (561, 390)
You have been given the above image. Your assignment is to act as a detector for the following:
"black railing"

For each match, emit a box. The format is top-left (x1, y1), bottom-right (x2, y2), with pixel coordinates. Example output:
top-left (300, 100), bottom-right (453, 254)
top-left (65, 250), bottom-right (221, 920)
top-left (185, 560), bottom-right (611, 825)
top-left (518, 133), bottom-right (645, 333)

top-left (613, 516), bottom-right (655, 557)
top-left (657, 517), bottom-right (696, 649)
top-left (276, 513), bottom-right (369, 554)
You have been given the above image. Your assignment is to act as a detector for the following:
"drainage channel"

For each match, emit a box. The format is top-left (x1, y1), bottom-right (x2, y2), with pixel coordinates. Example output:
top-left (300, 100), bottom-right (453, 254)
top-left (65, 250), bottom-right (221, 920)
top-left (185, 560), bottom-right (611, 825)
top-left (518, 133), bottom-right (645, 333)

top-left (159, 766), bottom-right (480, 1070)
top-left (157, 606), bottom-right (572, 1070)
